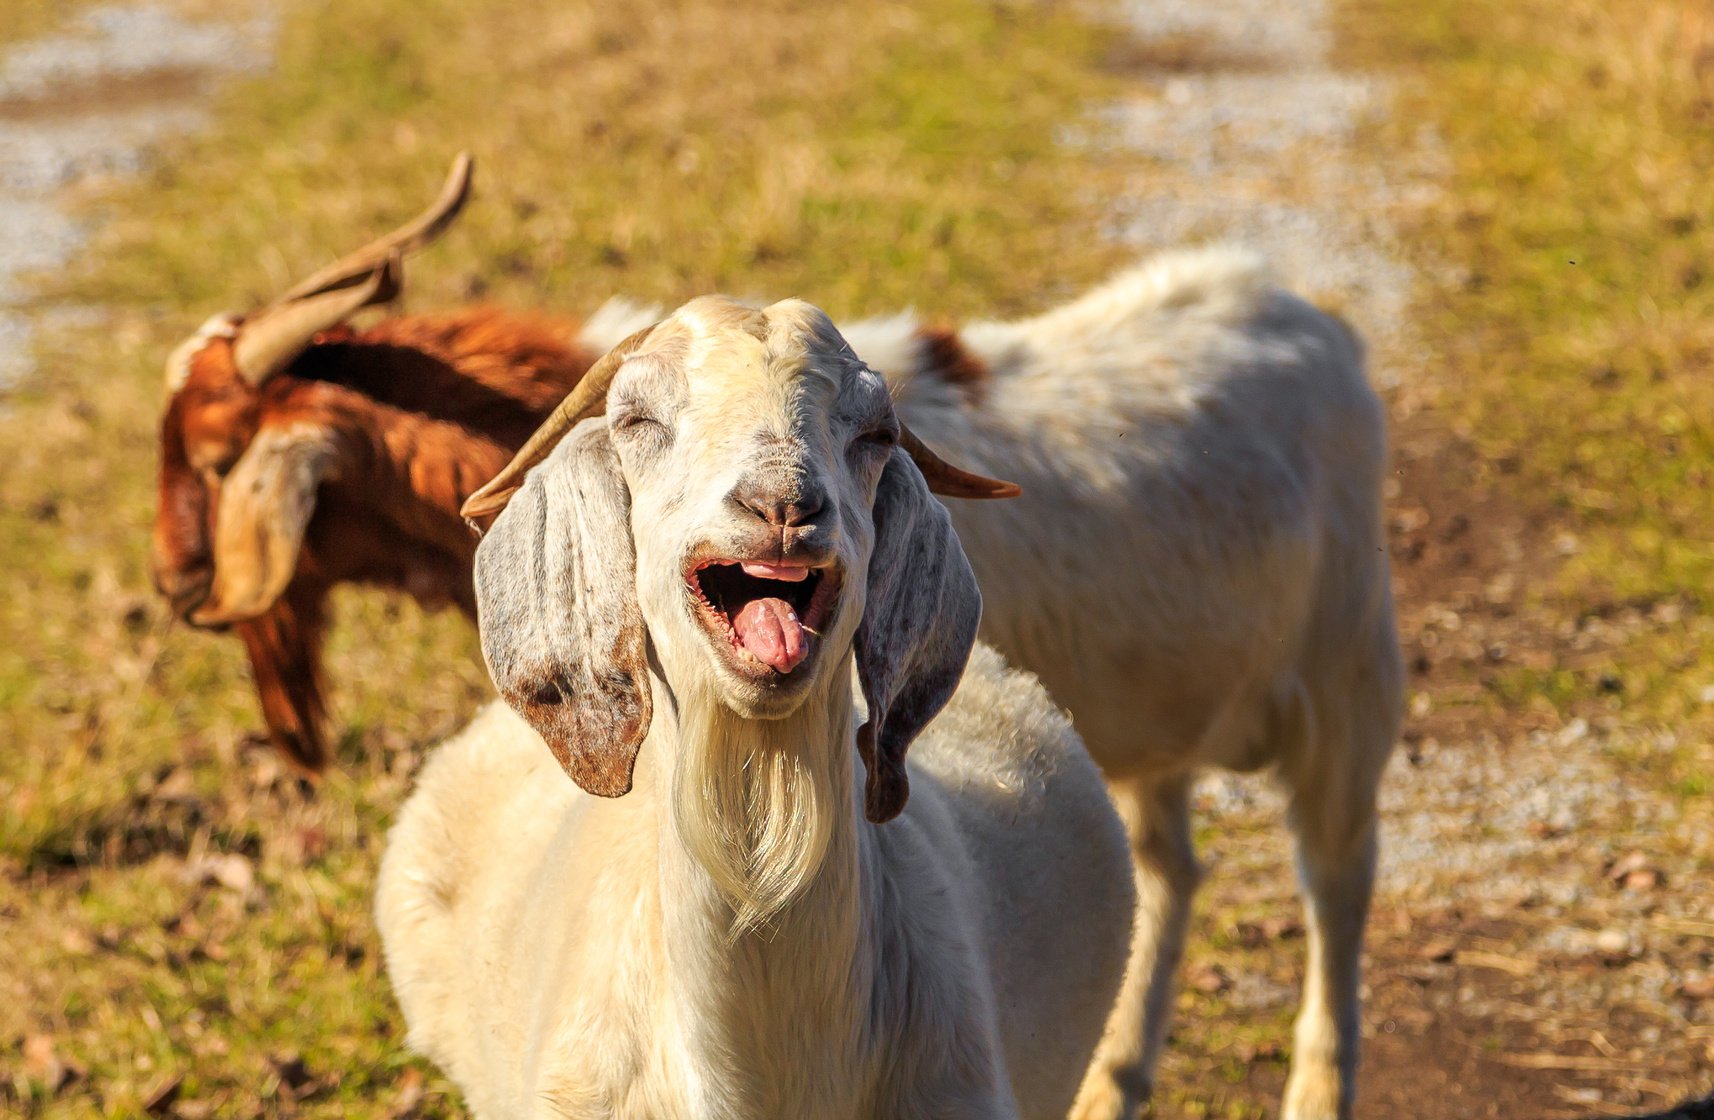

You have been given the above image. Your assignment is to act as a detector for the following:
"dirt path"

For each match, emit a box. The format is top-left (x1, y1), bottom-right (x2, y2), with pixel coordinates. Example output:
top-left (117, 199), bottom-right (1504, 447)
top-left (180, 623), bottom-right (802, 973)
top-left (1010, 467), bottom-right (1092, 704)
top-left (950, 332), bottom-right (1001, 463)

top-left (0, 2), bottom-right (271, 390)
top-left (1102, 4), bottom-right (1712, 1117)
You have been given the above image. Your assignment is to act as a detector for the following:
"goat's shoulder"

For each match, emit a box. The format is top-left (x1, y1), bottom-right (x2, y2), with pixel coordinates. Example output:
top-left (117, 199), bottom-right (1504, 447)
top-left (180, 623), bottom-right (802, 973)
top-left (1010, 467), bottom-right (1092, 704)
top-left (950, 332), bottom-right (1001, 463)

top-left (900, 644), bottom-right (1125, 891)
top-left (906, 644), bottom-right (1087, 811)
top-left (378, 703), bottom-right (554, 914)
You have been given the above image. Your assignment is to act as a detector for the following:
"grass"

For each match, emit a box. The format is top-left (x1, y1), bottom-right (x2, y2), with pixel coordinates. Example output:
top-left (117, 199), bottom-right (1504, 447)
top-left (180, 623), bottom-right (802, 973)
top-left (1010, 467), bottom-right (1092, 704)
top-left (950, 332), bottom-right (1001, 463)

top-left (1340, 0), bottom-right (1714, 738)
top-left (0, 0), bottom-right (1132, 1114)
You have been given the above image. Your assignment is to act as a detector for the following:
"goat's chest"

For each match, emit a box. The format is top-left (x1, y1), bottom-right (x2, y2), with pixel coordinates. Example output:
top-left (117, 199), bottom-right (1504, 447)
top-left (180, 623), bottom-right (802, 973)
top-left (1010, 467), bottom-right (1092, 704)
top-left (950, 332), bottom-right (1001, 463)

top-left (531, 1014), bottom-right (874, 1120)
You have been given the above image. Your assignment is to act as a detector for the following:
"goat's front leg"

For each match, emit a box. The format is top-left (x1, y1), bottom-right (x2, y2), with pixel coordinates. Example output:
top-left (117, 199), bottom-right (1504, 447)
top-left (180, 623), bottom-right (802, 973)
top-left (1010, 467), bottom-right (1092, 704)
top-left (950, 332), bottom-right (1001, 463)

top-left (1073, 774), bottom-right (1199, 1120)
top-left (1281, 782), bottom-right (1379, 1120)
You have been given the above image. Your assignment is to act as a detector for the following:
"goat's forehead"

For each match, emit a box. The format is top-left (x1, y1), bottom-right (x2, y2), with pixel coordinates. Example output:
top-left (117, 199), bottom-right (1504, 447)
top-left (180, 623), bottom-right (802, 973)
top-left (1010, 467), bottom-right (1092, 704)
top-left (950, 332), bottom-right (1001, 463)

top-left (650, 296), bottom-right (873, 411)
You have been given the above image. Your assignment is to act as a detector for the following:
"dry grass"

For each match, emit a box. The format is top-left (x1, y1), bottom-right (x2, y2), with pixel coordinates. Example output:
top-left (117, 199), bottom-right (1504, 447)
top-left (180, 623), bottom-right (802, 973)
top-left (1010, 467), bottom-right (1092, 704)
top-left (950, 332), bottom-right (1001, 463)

top-left (0, 0), bottom-right (1131, 1114)
top-left (1341, 0), bottom-right (1714, 734)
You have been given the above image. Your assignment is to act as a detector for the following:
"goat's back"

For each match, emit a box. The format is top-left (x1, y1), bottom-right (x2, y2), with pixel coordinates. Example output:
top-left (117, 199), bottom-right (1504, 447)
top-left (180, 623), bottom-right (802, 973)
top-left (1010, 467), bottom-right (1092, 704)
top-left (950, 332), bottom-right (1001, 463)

top-left (872, 247), bottom-right (1399, 780)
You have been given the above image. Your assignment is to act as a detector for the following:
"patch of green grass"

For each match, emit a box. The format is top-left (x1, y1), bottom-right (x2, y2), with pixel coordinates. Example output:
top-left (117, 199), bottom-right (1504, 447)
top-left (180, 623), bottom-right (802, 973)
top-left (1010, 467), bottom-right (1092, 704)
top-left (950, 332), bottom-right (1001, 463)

top-left (1341, 0), bottom-right (1714, 731)
top-left (1, 0), bottom-right (1133, 1114)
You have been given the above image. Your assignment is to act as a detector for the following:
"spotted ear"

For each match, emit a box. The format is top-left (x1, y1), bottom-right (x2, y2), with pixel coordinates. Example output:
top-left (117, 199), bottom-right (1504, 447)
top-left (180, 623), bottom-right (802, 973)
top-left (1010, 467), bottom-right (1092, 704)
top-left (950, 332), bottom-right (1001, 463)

top-left (195, 424), bottom-right (343, 625)
top-left (473, 420), bottom-right (651, 797)
top-left (853, 451), bottom-right (983, 824)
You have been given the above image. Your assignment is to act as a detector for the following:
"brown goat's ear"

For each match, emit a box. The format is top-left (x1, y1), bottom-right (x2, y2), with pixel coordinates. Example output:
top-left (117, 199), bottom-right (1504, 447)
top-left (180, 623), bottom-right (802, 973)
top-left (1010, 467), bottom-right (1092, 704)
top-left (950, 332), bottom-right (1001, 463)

top-left (473, 420), bottom-right (651, 797)
top-left (236, 581), bottom-right (331, 772)
top-left (854, 451), bottom-right (983, 823)
top-left (194, 425), bottom-right (343, 626)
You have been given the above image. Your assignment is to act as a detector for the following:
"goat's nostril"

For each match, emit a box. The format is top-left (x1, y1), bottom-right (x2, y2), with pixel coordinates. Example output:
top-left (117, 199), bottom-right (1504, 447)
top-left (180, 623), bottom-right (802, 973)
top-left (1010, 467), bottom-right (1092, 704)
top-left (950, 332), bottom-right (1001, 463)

top-left (732, 483), bottom-right (826, 528)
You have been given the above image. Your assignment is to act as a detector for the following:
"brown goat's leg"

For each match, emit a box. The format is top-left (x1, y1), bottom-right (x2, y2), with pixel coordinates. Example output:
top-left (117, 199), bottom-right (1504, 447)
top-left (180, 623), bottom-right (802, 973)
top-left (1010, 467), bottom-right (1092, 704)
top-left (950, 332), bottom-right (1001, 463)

top-left (236, 580), bottom-right (332, 772)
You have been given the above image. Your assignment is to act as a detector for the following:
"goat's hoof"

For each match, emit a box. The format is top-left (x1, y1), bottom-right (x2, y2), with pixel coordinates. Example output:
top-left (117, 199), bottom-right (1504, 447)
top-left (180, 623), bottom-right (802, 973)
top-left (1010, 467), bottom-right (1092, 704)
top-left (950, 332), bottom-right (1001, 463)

top-left (1069, 1068), bottom-right (1149, 1120)
top-left (1281, 1068), bottom-right (1348, 1120)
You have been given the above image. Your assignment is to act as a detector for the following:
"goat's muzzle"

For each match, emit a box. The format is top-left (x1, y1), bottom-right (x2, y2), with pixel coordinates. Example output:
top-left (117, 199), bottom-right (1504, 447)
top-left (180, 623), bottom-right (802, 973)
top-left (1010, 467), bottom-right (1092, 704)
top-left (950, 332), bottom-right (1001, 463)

top-left (686, 554), bottom-right (842, 681)
top-left (154, 565), bottom-right (220, 629)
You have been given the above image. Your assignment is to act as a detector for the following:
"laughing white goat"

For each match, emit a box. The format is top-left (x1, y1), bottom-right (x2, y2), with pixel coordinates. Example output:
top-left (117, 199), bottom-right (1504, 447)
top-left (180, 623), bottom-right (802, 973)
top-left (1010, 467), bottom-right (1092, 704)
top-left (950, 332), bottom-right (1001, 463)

top-left (375, 297), bottom-right (1137, 1119)
top-left (589, 248), bottom-right (1403, 1120)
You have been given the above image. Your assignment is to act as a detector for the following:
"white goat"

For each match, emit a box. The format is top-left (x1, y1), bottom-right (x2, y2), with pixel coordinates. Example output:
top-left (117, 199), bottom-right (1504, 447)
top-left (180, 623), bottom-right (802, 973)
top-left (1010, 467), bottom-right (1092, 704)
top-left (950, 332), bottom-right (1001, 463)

top-left (588, 248), bottom-right (1403, 1120)
top-left (375, 297), bottom-right (1137, 1119)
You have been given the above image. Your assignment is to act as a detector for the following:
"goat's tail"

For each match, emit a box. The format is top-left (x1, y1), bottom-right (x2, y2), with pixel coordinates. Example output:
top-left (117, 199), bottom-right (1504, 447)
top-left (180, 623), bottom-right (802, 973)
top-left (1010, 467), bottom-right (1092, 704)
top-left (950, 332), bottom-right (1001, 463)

top-left (235, 581), bottom-right (331, 772)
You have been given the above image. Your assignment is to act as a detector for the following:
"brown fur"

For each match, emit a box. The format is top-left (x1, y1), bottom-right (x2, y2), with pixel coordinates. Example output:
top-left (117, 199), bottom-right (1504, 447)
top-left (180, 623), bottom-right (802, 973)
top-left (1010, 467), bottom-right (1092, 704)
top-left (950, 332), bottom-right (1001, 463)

top-left (152, 307), bottom-right (596, 769)
top-left (914, 323), bottom-right (990, 403)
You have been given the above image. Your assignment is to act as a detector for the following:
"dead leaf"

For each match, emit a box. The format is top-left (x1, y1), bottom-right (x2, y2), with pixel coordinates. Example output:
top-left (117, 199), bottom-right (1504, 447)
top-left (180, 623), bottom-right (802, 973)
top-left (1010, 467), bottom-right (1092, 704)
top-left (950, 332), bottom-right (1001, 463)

top-left (1607, 850), bottom-right (1663, 891)
top-left (1186, 963), bottom-right (1232, 994)
top-left (151, 767), bottom-right (199, 804)
top-left (1455, 949), bottom-right (1537, 976)
top-left (183, 853), bottom-right (255, 894)
top-left (1417, 936), bottom-right (1459, 962)
top-left (1234, 1039), bottom-right (1286, 1063)
top-left (144, 1074), bottom-right (184, 1117)
top-left (272, 825), bottom-right (327, 868)
top-left (22, 1033), bottom-right (83, 1094)
top-left (268, 1052), bottom-right (315, 1099)
top-left (1679, 973), bottom-right (1714, 1000)
top-left (59, 927), bottom-right (96, 955)
top-left (391, 1067), bottom-right (426, 1118)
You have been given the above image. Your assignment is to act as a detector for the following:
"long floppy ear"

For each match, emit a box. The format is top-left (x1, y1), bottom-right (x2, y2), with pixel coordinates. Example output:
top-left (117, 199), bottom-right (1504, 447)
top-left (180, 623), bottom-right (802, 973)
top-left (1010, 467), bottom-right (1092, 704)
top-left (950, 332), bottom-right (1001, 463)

top-left (194, 425), bottom-right (343, 625)
top-left (854, 452), bottom-right (983, 823)
top-left (473, 420), bottom-right (650, 797)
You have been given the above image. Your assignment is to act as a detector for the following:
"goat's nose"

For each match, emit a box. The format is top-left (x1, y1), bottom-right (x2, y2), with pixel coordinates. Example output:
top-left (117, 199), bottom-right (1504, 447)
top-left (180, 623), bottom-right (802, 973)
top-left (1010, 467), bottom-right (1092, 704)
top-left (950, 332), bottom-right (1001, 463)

top-left (730, 477), bottom-right (827, 528)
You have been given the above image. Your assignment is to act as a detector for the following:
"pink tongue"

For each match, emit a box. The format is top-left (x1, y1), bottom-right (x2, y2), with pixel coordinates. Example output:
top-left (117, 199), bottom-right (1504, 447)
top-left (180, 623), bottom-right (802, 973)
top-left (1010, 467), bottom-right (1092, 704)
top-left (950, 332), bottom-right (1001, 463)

top-left (732, 596), bottom-right (809, 673)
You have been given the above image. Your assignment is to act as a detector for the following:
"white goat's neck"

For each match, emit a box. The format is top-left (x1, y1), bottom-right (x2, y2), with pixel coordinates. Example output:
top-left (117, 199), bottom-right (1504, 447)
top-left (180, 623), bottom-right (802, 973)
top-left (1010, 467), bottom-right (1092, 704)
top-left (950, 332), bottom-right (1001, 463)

top-left (638, 660), bottom-right (875, 1116)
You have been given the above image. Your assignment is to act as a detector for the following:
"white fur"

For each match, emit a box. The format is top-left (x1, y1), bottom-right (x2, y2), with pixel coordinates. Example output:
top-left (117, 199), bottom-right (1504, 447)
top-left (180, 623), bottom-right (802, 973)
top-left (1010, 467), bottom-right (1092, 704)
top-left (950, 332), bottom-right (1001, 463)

top-left (849, 247), bottom-right (1403, 1120)
top-left (376, 299), bottom-right (1136, 1120)
top-left (578, 296), bottom-right (664, 354)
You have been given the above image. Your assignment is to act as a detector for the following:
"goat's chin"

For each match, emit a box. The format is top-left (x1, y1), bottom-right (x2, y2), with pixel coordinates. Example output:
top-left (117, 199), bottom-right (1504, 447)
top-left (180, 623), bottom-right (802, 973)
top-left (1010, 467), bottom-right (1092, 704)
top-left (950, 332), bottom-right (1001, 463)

top-left (685, 616), bottom-right (833, 719)
top-left (713, 663), bottom-right (822, 720)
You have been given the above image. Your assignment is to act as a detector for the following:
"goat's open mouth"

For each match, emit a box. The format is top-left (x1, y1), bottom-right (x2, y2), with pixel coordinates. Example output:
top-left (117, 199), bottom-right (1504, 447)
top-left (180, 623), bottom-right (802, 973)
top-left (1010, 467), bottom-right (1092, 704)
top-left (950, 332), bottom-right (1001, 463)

top-left (687, 559), bottom-right (841, 676)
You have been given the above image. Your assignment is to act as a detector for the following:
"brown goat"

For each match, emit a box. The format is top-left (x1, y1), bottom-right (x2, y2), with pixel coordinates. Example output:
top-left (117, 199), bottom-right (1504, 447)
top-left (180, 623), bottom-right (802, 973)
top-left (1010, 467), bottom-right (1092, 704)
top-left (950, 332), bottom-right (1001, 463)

top-left (151, 156), bottom-right (606, 770)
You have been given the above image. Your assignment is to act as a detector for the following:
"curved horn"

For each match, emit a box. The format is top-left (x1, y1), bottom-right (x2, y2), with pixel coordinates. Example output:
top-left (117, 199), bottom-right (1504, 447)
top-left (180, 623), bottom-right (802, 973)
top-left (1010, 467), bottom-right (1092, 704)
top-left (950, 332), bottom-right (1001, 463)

top-left (274, 152), bottom-right (474, 304)
top-left (234, 255), bottom-right (398, 385)
top-left (461, 324), bottom-right (658, 523)
top-left (897, 423), bottom-right (1021, 499)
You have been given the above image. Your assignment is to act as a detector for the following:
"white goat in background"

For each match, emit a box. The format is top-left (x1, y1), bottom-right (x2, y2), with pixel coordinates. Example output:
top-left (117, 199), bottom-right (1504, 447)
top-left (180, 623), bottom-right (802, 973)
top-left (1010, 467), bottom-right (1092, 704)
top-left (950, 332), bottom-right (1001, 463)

top-left (375, 297), bottom-right (1137, 1119)
top-left (591, 247), bottom-right (1402, 1120)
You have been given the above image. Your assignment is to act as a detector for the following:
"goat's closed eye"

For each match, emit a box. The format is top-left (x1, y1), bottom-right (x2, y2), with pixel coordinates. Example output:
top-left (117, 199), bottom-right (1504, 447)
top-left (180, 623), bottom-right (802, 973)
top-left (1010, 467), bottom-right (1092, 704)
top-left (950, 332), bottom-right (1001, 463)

top-left (853, 425), bottom-right (898, 450)
top-left (610, 411), bottom-right (671, 442)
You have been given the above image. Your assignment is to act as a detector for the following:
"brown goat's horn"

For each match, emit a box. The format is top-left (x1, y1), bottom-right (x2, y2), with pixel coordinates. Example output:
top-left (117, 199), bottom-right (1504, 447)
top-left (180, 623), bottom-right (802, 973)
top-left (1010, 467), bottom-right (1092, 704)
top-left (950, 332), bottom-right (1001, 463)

top-left (234, 255), bottom-right (399, 385)
top-left (897, 423), bottom-right (1021, 499)
top-left (233, 153), bottom-right (472, 386)
top-left (461, 324), bottom-right (658, 524)
top-left (274, 152), bottom-right (474, 304)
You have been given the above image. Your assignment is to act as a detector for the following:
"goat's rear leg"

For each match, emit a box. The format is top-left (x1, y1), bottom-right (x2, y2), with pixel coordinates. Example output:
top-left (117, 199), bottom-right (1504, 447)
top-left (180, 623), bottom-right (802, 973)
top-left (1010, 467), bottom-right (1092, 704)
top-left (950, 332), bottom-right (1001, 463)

top-left (1073, 774), bottom-right (1200, 1120)
top-left (1280, 773), bottom-right (1380, 1120)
